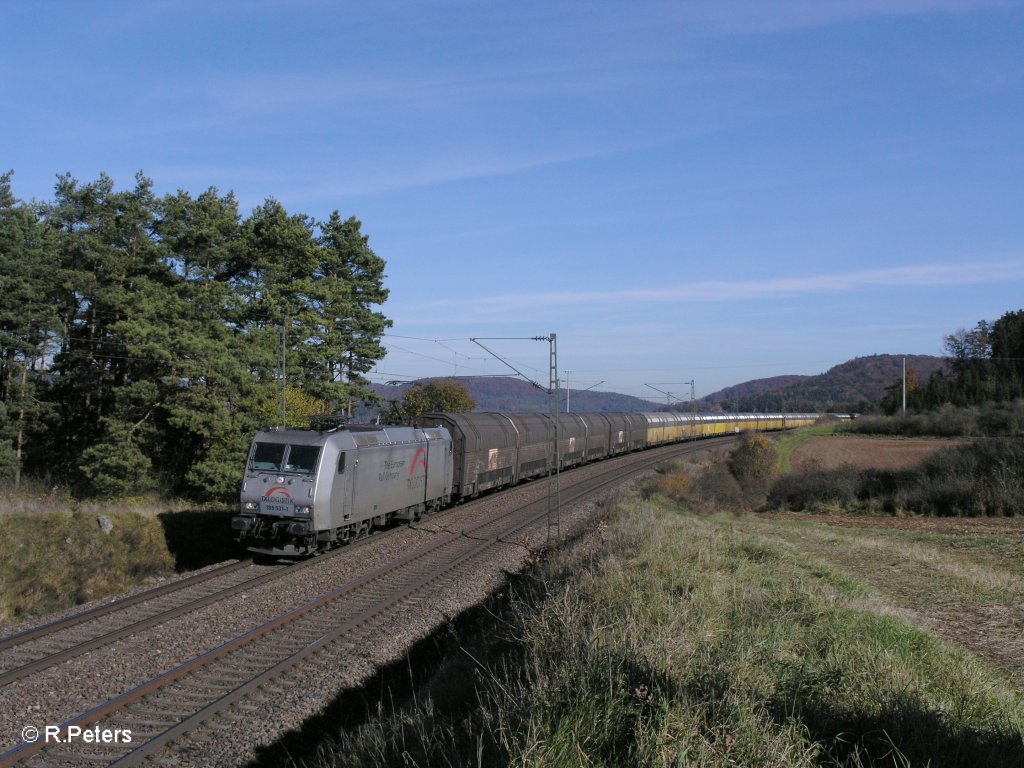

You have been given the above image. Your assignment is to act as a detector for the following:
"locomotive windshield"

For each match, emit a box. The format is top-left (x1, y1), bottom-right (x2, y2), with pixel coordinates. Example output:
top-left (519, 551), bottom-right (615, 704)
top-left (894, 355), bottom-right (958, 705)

top-left (249, 442), bottom-right (321, 475)
top-left (284, 444), bottom-right (320, 474)
top-left (250, 443), bottom-right (285, 471)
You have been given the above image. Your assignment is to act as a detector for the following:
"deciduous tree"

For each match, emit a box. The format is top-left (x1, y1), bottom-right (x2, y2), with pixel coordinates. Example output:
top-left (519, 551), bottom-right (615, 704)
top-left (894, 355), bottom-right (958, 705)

top-left (401, 379), bottom-right (477, 419)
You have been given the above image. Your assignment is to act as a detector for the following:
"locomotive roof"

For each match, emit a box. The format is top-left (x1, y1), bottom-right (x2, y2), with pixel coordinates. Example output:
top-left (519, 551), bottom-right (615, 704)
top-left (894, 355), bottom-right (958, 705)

top-left (253, 424), bottom-right (447, 447)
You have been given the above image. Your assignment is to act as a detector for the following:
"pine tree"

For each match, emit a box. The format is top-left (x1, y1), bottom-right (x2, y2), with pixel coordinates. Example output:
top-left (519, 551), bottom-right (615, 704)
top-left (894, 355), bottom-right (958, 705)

top-left (991, 309), bottom-right (1024, 399)
top-left (154, 187), bottom-right (261, 498)
top-left (2, 172), bottom-right (394, 499)
top-left (44, 173), bottom-right (162, 493)
top-left (314, 212), bottom-right (392, 413)
top-left (0, 172), bottom-right (59, 484)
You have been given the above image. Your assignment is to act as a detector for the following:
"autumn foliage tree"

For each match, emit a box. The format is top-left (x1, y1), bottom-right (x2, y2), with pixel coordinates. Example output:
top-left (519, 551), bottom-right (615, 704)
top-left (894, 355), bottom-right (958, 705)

top-left (881, 364), bottom-right (919, 415)
top-left (728, 433), bottom-right (777, 496)
top-left (400, 379), bottom-right (477, 419)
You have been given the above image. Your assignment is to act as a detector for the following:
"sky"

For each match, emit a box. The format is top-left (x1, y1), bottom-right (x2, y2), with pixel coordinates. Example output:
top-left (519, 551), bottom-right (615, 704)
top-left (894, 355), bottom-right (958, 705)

top-left (3, 0), bottom-right (1023, 404)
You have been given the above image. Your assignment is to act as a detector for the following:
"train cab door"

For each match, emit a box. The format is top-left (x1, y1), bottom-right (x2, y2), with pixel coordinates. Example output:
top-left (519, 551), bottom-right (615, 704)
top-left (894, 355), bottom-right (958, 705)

top-left (333, 449), bottom-right (353, 530)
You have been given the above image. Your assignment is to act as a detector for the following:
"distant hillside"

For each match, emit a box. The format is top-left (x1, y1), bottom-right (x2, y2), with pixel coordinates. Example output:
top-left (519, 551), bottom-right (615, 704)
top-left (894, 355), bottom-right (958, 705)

top-left (716, 355), bottom-right (947, 413)
top-left (351, 355), bottom-right (949, 422)
top-left (701, 375), bottom-right (811, 407)
top-left (369, 376), bottom-right (657, 416)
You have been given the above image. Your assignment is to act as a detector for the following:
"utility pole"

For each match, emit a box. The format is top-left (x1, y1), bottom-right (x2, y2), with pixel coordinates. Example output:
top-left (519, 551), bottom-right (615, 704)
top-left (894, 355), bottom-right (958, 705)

top-left (546, 334), bottom-right (560, 543)
top-left (470, 333), bottom-right (561, 543)
top-left (645, 382), bottom-right (693, 409)
top-left (644, 383), bottom-right (675, 407)
top-left (902, 357), bottom-right (907, 414)
top-left (279, 323), bottom-right (287, 429)
top-left (564, 371), bottom-right (603, 413)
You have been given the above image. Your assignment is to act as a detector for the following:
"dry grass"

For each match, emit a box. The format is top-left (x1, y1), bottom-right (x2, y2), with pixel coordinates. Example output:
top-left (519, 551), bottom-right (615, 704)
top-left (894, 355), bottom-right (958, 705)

top-left (745, 517), bottom-right (1024, 686)
top-left (0, 484), bottom-right (239, 625)
top-left (297, 487), bottom-right (1024, 768)
top-left (0, 485), bottom-right (190, 517)
top-left (0, 509), bottom-right (179, 625)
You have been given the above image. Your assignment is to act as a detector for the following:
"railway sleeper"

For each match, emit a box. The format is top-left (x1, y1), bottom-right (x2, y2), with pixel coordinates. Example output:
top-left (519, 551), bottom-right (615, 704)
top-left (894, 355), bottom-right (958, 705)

top-left (173, 680), bottom-right (231, 694)
top-left (202, 719), bottom-right (243, 731)
top-left (157, 689), bottom-right (221, 704)
top-left (42, 746), bottom-right (128, 762)
top-left (120, 716), bottom-right (183, 729)
top-left (125, 706), bottom-right (196, 721)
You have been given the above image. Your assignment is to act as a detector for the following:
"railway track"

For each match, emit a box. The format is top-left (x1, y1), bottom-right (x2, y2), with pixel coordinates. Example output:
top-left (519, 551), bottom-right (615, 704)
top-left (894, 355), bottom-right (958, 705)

top-left (0, 491), bottom-right (493, 690)
top-left (0, 560), bottom-right (266, 687)
top-left (0, 436), bottom-right (734, 767)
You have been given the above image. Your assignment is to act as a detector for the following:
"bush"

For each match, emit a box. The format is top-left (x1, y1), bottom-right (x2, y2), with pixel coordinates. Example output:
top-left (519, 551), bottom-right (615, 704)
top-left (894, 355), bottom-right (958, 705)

top-left (728, 433), bottom-right (778, 494)
top-left (693, 463), bottom-right (746, 513)
top-left (768, 466), bottom-right (862, 512)
top-left (842, 400), bottom-right (1024, 438)
top-left (655, 471), bottom-right (693, 504)
top-left (768, 438), bottom-right (1024, 517)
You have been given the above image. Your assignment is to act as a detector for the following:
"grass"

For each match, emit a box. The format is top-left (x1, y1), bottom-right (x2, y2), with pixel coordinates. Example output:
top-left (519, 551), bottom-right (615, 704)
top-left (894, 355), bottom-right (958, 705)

top-left (0, 509), bottom-right (177, 624)
top-left (8, 432), bottom-right (1015, 765)
top-left (773, 422), bottom-right (841, 475)
top-left (292, 490), bottom-right (1024, 768)
top-left (0, 492), bottom-right (240, 624)
top-left (895, 530), bottom-right (1024, 578)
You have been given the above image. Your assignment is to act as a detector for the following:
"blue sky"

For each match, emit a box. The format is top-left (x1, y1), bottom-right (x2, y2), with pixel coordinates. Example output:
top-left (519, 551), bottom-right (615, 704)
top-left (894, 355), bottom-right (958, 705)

top-left (3, 1), bottom-right (1023, 402)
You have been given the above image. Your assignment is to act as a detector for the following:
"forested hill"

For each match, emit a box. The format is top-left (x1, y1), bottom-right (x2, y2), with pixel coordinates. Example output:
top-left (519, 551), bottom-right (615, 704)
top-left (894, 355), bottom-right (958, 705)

top-left (713, 355), bottom-right (947, 413)
top-left (371, 377), bottom-right (656, 414)
top-left (372, 356), bottom-right (949, 417)
top-left (699, 375), bottom-right (811, 406)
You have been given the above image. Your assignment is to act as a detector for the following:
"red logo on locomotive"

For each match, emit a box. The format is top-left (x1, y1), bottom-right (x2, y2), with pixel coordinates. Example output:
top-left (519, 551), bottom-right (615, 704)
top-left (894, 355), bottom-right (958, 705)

top-left (410, 447), bottom-right (428, 476)
top-left (262, 485), bottom-right (292, 501)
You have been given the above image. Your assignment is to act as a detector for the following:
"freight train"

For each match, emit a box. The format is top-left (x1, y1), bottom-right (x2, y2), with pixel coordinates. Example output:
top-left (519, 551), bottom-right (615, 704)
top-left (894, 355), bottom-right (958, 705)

top-left (232, 411), bottom-right (818, 556)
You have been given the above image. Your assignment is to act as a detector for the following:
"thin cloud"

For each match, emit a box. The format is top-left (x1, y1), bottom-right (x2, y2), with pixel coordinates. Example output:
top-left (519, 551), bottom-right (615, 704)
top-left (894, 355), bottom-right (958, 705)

top-left (289, 140), bottom-right (650, 199)
top-left (673, 0), bottom-right (1017, 35)
top-left (416, 261), bottom-right (1024, 313)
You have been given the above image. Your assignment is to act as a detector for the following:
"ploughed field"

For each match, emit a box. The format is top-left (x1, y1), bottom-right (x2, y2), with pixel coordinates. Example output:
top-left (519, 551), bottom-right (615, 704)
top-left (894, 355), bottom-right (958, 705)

top-left (789, 435), bottom-right (964, 472)
top-left (765, 433), bottom-right (1024, 694)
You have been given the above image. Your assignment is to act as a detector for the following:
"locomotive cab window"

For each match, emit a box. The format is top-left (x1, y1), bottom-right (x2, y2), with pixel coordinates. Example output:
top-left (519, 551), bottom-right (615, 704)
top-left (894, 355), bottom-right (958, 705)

top-left (250, 442), bottom-right (286, 471)
top-left (285, 445), bottom-right (321, 474)
top-left (249, 442), bottom-right (321, 474)
top-left (337, 452), bottom-right (347, 474)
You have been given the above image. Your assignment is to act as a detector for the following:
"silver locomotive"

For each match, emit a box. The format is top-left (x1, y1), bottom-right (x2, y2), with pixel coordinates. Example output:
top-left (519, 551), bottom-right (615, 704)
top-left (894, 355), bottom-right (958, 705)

top-left (233, 424), bottom-right (452, 556)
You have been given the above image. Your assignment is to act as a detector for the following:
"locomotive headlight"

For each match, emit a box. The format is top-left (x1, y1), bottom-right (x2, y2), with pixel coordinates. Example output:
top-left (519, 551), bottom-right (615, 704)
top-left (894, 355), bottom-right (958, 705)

top-left (294, 505), bottom-right (313, 517)
top-left (242, 501), bottom-right (258, 511)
